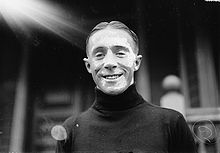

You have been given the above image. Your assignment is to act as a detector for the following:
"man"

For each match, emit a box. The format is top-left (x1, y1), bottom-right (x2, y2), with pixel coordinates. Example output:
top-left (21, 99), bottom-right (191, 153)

top-left (56, 21), bottom-right (197, 153)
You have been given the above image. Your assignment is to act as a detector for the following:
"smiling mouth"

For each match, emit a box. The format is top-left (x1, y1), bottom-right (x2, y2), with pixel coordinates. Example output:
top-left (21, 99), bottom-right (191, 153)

top-left (102, 74), bottom-right (123, 80)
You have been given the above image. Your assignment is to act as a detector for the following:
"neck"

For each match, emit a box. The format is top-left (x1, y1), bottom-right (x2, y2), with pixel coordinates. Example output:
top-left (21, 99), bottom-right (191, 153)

top-left (96, 79), bottom-right (135, 94)
top-left (92, 83), bottom-right (143, 111)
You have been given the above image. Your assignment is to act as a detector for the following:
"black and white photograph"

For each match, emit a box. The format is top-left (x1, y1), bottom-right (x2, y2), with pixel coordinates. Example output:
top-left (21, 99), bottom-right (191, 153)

top-left (0, 0), bottom-right (219, 152)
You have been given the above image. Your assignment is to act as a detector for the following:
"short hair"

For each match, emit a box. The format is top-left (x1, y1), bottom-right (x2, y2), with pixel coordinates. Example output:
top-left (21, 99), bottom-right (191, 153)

top-left (86, 21), bottom-right (139, 56)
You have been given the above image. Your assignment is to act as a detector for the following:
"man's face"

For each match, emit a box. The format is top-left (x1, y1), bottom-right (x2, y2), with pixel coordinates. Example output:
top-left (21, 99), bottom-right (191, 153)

top-left (84, 28), bottom-right (142, 95)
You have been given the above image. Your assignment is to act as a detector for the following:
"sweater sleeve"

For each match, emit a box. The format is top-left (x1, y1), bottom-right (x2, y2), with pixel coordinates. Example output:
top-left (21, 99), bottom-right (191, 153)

top-left (168, 113), bottom-right (198, 153)
top-left (55, 116), bottom-right (75, 153)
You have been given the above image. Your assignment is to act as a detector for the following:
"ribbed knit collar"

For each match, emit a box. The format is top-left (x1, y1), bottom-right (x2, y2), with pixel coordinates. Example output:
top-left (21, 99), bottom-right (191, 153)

top-left (92, 84), bottom-right (143, 111)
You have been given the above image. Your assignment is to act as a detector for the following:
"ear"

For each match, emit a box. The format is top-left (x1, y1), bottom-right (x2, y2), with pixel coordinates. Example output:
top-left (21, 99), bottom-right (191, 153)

top-left (83, 58), bottom-right (92, 73)
top-left (134, 55), bottom-right (142, 71)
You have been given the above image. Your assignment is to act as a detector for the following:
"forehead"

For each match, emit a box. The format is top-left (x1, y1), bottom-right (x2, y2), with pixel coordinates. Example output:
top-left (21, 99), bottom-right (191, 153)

top-left (87, 28), bottom-right (135, 55)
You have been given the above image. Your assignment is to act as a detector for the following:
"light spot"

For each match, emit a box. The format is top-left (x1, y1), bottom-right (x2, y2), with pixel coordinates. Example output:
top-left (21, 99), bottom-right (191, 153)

top-left (51, 125), bottom-right (67, 141)
top-left (0, 0), bottom-right (86, 47)
top-left (192, 119), bottom-right (217, 144)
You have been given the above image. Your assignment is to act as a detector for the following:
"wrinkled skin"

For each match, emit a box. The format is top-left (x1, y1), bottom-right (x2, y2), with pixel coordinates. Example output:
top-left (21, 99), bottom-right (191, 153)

top-left (84, 27), bottom-right (142, 95)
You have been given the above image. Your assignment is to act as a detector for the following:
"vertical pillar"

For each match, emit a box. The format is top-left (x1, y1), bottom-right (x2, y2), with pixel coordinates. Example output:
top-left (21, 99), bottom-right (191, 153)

top-left (9, 38), bottom-right (29, 153)
top-left (177, 13), bottom-right (192, 110)
top-left (195, 30), bottom-right (218, 108)
top-left (135, 0), bottom-right (151, 102)
top-left (179, 50), bottom-right (190, 109)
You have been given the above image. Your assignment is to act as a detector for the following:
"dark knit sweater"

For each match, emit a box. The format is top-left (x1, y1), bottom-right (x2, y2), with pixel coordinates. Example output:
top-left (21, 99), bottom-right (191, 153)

top-left (56, 84), bottom-right (197, 153)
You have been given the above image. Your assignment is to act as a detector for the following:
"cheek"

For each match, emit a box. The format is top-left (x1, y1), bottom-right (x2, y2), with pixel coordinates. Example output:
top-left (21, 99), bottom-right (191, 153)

top-left (119, 63), bottom-right (134, 79)
top-left (92, 60), bottom-right (101, 67)
top-left (91, 61), bottom-right (104, 75)
top-left (118, 57), bottom-right (135, 70)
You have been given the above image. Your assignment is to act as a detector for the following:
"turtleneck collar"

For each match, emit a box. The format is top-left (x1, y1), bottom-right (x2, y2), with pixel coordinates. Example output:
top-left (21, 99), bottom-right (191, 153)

top-left (92, 84), bottom-right (144, 111)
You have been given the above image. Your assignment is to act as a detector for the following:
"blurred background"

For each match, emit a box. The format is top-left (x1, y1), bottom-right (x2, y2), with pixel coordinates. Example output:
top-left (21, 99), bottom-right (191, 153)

top-left (0, 0), bottom-right (219, 152)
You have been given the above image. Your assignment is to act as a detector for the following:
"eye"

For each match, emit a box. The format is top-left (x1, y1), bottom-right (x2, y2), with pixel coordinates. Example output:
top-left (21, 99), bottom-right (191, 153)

top-left (116, 51), bottom-right (126, 57)
top-left (95, 52), bottom-right (104, 59)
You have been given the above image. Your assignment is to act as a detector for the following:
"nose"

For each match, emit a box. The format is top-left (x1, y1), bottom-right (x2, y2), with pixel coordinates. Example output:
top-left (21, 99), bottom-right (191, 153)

top-left (103, 51), bottom-right (117, 70)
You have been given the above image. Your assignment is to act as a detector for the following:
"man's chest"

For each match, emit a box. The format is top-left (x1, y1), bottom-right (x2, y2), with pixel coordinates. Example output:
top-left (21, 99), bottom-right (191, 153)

top-left (72, 120), bottom-right (168, 153)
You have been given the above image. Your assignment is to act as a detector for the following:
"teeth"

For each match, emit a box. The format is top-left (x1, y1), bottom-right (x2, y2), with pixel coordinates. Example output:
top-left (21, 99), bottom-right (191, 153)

top-left (103, 74), bottom-right (122, 80)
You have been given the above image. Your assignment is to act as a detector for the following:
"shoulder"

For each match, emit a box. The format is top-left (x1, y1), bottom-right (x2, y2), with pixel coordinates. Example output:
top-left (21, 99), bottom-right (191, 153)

top-left (143, 103), bottom-right (195, 140)
top-left (144, 101), bottom-right (183, 117)
top-left (141, 101), bottom-right (185, 125)
top-left (62, 115), bottom-right (77, 136)
top-left (62, 109), bottom-right (94, 130)
top-left (63, 115), bottom-right (76, 126)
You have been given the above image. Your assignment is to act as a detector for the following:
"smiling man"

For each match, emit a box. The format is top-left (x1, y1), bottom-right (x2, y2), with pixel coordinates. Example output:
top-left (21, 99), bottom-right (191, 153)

top-left (56, 21), bottom-right (197, 153)
top-left (84, 23), bottom-right (142, 95)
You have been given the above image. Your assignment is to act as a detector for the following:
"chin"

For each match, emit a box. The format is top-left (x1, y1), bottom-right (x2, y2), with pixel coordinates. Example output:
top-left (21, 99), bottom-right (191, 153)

top-left (96, 77), bottom-right (131, 95)
top-left (101, 85), bottom-right (129, 95)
